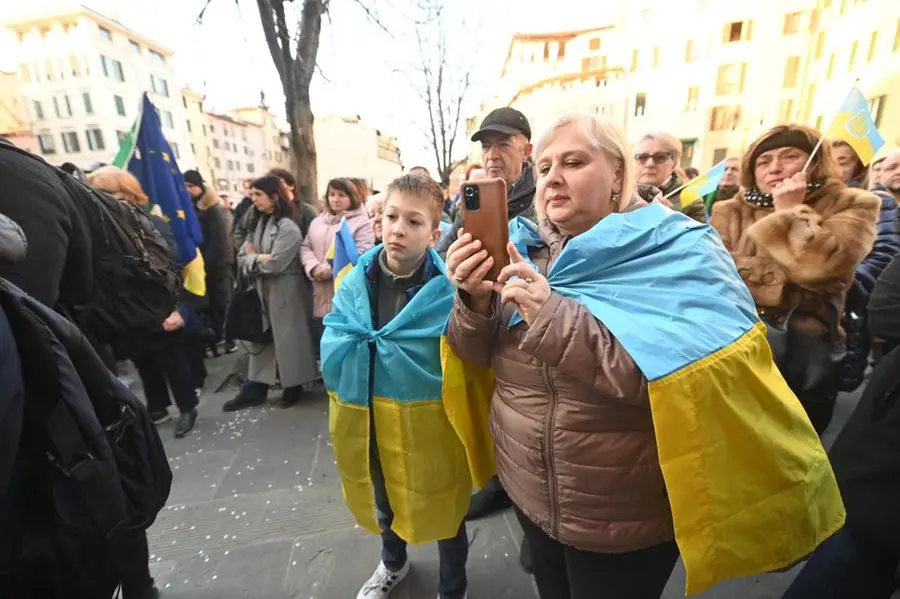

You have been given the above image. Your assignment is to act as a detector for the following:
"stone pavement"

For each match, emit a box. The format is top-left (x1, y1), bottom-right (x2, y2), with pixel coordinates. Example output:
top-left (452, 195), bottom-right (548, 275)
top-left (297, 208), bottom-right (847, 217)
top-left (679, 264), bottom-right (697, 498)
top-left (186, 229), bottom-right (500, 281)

top-left (138, 351), bottom-right (873, 599)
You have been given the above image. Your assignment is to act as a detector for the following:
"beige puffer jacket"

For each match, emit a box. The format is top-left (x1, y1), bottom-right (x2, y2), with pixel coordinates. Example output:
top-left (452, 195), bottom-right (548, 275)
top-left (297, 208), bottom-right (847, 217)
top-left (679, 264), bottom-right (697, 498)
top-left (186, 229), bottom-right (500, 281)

top-left (447, 195), bottom-right (675, 554)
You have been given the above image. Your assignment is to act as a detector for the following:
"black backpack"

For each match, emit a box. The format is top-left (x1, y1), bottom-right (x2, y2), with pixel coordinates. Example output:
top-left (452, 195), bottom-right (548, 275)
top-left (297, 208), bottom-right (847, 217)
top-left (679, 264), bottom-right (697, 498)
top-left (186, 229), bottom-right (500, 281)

top-left (57, 173), bottom-right (179, 342)
top-left (0, 278), bottom-right (173, 597)
top-left (0, 140), bottom-right (179, 342)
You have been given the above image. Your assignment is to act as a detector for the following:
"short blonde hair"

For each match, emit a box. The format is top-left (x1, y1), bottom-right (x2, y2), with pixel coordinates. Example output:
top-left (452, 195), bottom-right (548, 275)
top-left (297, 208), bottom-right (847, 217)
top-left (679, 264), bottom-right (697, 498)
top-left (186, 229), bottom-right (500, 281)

top-left (87, 166), bottom-right (149, 206)
top-left (532, 113), bottom-right (636, 220)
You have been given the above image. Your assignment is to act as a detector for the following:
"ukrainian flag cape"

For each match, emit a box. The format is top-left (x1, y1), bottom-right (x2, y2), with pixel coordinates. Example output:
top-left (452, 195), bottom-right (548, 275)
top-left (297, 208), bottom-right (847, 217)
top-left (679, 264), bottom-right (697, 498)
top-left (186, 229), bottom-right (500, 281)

top-left (499, 204), bottom-right (845, 594)
top-left (323, 247), bottom-right (471, 544)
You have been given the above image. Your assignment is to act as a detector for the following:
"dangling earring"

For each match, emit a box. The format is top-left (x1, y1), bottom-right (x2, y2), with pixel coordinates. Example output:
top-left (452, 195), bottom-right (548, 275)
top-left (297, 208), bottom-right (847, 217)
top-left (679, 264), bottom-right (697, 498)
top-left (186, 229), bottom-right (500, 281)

top-left (611, 191), bottom-right (620, 207)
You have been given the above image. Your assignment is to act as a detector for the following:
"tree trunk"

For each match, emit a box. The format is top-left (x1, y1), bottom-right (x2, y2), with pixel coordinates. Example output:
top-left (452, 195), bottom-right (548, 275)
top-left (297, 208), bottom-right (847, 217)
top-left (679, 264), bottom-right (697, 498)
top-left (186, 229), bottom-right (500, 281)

top-left (256, 0), bottom-right (325, 206)
top-left (289, 82), bottom-right (317, 206)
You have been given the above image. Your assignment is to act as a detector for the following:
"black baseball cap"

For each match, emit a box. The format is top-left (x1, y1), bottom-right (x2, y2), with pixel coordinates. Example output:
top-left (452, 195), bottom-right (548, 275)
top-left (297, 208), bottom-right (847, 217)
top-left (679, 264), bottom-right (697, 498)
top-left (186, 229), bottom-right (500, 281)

top-left (471, 107), bottom-right (531, 142)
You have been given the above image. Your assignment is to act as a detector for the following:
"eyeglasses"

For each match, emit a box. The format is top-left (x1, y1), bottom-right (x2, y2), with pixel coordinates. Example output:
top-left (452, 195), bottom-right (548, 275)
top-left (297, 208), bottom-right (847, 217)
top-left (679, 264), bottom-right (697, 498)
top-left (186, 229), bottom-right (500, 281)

top-left (634, 152), bottom-right (673, 165)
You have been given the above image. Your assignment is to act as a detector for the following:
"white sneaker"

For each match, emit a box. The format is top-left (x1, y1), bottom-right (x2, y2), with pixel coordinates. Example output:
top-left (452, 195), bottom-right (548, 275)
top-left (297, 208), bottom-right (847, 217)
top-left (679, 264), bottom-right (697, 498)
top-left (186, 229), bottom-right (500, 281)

top-left (356, 561), bottom-right (410, 599)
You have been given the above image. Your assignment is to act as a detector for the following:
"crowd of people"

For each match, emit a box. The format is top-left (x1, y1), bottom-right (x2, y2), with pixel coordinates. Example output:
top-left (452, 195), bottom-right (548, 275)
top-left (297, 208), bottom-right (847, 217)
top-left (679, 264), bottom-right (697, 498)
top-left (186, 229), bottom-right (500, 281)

top-left (1, 100), bottom-right (899, 599)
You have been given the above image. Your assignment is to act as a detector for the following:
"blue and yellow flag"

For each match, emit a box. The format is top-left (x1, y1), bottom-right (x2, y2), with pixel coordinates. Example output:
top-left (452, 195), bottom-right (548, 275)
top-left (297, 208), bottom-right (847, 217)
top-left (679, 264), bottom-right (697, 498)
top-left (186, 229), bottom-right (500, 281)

top-left (498, 207), bottom-right (845, 595)
top-left (681, 160), bottom-right (726, 208)
top-left (124, 93), bottom-right (206, 296)
top-left (326, 218), bottom-right (360, 291)
top-left (827, 85), bottom-right (885, 165)
top-left (323, 247), bottom-right (476, 544)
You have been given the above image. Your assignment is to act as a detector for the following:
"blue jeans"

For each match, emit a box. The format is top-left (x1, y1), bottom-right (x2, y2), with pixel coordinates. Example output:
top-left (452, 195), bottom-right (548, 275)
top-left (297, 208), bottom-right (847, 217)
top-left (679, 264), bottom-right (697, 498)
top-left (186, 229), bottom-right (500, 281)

top-left (783, 527), bottom-right (899, 599)
top-left (369, 436), bottom-right (468, 598)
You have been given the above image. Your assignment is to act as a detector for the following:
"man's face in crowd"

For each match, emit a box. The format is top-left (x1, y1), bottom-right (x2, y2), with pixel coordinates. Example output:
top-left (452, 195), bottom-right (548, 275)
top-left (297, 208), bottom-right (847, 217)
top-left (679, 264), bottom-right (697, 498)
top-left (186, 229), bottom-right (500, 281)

top-left (833, 144), bottom-right (860, 184)
top-left (185, 182), bottom-right (203, 200)
top-left (481, 133), bottom-right (531, 184)
top-left (722, 158), bottom-right (741, 187)
top-left (881, 153), bottom-right (900, 194)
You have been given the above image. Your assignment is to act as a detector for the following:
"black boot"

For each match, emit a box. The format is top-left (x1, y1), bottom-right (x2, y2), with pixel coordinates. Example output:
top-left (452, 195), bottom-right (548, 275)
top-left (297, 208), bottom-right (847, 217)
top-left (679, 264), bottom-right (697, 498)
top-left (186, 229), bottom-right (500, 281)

top-left (223, 381), bottom-right (267, 412)
top-left (519, 534), bottom-right (533, 574)
top-left (278, 385), bottom-right (305, 408)
top-left (174, 408), bottom-right (198, 438)
top-left (466, 475), bottom-right (512, 520)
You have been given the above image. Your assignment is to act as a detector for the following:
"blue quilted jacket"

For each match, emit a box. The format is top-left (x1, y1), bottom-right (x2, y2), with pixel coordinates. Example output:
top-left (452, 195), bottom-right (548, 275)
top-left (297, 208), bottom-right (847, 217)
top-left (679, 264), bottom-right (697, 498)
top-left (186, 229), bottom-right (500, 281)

top-left (839, 187), bottom-right (900, 391)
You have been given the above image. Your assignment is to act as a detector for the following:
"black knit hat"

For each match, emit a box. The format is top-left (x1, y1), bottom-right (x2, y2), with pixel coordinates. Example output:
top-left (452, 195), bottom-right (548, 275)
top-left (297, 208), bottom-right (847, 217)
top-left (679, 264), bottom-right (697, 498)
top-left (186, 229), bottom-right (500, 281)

top-left (183, 169), bottom-right (205, 189)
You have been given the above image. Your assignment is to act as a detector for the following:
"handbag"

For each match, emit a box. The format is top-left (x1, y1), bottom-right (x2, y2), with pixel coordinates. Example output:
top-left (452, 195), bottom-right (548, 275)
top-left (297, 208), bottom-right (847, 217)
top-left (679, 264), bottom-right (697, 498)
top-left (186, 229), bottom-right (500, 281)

top-left (224, 282), bottom-right (272, 344)
top-left (764, 302), bottom-right (847, 395)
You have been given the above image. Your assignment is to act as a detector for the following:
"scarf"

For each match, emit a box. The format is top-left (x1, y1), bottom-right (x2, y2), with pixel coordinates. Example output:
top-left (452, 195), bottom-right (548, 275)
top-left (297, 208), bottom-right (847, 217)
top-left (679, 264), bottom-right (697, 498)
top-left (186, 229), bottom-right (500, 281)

top-left (744, 179), bottom-right (826, 208)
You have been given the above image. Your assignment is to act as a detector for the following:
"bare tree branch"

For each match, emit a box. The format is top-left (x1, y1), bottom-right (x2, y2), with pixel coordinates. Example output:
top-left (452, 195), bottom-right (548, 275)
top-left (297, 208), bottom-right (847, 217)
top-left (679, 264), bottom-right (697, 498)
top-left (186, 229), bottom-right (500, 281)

top-left (409, 0), bottom-right (475, 185)
top-left (350, 0), bottom-right (393, 37)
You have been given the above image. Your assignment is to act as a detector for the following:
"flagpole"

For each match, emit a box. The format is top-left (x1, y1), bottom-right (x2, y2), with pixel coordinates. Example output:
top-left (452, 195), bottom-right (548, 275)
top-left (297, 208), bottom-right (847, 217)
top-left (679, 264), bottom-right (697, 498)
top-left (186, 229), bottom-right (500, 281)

top-left (802, 77), bottom-right (860, 172)
top-left (663, 178), bottom-right (691, 199)
top-left (663, 160), bottom-right (725, 199)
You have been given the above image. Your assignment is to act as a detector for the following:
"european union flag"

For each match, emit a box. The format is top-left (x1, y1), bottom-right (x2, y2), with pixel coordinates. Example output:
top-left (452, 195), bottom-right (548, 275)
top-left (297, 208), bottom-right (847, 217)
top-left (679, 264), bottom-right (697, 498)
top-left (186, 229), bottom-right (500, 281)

top-left (326, 218), bottom-right (360, 291)
top-left (126, 94), bottom-right (203, 266)
top-left (126, 93), bottom-right (206, 295)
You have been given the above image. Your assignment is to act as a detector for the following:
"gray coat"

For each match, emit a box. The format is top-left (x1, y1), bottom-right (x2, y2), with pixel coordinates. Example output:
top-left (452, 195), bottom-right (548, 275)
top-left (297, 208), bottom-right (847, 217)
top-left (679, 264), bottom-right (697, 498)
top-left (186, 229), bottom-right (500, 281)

top-left (238, 214), bottom-right (317, 388)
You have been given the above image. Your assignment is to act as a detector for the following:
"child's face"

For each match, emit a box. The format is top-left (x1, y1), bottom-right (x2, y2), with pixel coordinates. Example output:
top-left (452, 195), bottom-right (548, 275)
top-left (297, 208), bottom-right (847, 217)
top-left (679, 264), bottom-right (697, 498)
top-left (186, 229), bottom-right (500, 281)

top-left (382, 192), bottom-right (439, 266)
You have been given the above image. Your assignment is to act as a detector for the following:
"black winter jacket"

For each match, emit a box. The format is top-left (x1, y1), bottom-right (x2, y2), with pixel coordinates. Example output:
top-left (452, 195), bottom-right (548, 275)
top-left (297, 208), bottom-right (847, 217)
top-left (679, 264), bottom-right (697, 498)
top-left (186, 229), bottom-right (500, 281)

top-left (0, 139), bottom-right (93, 309)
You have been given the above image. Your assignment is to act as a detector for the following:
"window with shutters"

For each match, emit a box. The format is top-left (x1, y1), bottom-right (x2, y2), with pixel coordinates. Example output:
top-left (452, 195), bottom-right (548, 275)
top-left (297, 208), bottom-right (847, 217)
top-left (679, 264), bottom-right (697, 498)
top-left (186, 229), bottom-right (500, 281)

top-left (61, 131), bottom-right (81, 153)
top-left (783, 12), bottom-right (802, 35)
top-left (86, 128), bottom-right (105, 151)
top-left (716, 63), bottom-right (746, 95)
top-left (783, 56), bottom-right (801, 88)
top-left (38, 133), bottom-right (55, 154)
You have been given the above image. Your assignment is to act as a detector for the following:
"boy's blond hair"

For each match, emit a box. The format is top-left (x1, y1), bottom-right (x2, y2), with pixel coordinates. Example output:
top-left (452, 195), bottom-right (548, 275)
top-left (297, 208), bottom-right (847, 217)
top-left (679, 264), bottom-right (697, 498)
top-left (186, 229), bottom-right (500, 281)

top-left (385, 174), bottom-right (444, 229)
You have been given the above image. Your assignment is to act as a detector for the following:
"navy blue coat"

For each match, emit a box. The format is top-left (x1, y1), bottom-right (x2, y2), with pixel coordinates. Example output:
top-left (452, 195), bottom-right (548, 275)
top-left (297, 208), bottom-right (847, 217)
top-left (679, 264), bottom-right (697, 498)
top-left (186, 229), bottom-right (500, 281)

top-left (851, 189), bottom-right (900, 311)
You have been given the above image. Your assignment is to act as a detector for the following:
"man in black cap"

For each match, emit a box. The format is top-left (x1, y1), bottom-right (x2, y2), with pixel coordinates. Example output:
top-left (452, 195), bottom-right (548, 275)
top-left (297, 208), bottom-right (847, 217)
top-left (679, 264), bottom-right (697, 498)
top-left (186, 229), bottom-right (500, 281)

top-left (435, 107), bottom-right (536, 257)
top-left (435, 108), bottom-right (535, 526)
top-left (184, 169), bottom-right (236, 356)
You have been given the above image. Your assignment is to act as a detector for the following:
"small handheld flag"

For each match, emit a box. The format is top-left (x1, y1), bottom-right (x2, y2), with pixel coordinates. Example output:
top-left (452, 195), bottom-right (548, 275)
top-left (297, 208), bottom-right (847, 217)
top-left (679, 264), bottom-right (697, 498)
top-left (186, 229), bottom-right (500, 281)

top-left (826, 85), bottom-right (885, 166)
top-left (679, 160), bottom-right (727, 208)
top-left (327, 218), bottom-right (360, 291)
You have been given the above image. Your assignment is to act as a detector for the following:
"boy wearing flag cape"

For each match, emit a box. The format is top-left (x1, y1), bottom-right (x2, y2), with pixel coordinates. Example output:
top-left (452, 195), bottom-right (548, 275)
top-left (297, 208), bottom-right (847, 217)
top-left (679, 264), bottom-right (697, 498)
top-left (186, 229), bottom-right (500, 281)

top-left (322, 175), bottom-right (471, 599)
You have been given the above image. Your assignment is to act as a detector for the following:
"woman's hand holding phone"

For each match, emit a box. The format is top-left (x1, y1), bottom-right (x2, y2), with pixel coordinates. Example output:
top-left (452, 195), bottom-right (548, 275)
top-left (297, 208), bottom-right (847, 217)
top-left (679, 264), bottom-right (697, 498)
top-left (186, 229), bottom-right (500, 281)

top-left (446, 229), bottom-right (495, 315)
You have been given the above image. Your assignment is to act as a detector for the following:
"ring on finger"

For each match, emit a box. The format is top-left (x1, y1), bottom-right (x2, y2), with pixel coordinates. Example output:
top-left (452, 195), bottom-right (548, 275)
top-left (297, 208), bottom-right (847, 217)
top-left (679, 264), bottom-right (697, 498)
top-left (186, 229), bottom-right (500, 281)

top-left (454, 274), bottom-right (464, 282)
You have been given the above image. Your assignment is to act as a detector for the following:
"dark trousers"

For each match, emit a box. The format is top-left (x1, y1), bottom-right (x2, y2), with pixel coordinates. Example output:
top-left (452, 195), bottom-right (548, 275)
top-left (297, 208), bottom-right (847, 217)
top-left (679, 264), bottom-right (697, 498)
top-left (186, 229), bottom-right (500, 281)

top-left (310, 317), bottom-right (324, 360)
top-left (798, 386), bottom-right (838, 435)
top-left (370, 429), bottom-right (467, 598)
top-left (206, 268), bottom-right (234, 343)
top-left (132, 336), bottom-right (199, 414)
top-left (782, 528), bottom-right (899, 599)
top-left (118, 530), bottom-right (154, 598)
top-left (182, 330), bottom-right (207, 389)
top-left (514, 507), bottom-right (678, 599)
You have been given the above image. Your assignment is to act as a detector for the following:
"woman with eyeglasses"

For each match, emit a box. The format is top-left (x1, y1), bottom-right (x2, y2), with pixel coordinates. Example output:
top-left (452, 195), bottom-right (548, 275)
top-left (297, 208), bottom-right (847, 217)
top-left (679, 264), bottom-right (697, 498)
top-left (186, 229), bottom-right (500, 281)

top-left (633, 132), bottom-right (706, 222)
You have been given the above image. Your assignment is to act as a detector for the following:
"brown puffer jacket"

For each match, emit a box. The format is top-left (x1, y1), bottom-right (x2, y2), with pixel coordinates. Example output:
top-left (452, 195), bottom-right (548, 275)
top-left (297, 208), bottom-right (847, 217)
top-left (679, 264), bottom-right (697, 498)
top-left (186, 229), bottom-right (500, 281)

top-left (447, 192), bottom-right (675, 554)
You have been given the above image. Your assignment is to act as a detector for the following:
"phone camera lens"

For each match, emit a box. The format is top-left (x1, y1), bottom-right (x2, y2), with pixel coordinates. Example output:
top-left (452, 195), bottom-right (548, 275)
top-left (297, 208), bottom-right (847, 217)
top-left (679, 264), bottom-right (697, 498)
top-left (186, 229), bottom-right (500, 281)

top-left (463, 185), bottom-right (480, 211)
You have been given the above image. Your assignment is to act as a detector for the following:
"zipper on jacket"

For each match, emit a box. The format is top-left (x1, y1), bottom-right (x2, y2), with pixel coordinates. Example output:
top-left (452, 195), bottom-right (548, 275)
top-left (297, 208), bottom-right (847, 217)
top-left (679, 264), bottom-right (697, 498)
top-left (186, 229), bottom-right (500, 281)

top-left (542, 363), bottom-right (560, 537)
